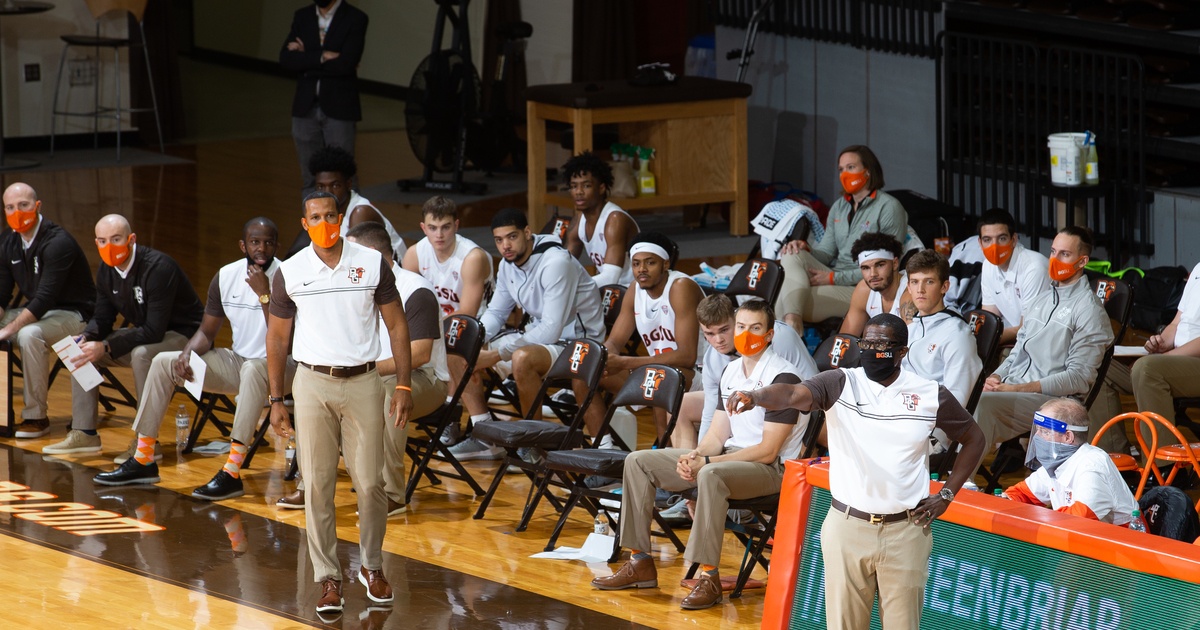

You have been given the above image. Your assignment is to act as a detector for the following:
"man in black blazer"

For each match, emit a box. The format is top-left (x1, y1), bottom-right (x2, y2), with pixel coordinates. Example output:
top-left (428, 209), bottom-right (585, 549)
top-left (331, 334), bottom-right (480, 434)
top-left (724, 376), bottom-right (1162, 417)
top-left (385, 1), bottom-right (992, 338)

top-left (280, 0), bottom-right (369, 196)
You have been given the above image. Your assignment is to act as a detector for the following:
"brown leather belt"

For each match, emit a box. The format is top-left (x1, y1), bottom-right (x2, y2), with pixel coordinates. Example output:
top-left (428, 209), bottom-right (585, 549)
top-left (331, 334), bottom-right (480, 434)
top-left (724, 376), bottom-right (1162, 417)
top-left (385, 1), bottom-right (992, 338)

top-left (299, 361), bottom-right (376, 378)
top-left (831, 498), bottom-right (910, 525)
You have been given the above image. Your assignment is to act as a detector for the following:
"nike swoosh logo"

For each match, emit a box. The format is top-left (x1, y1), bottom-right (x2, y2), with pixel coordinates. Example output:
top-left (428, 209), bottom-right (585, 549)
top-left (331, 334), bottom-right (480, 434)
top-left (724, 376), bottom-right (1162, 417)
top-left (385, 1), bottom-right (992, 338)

top-left (10, 260), bottom-right (19, 264)
top-left (112, 290), bottom-right (118, 294)
top-left (303, 280), bottom-right (317, 286)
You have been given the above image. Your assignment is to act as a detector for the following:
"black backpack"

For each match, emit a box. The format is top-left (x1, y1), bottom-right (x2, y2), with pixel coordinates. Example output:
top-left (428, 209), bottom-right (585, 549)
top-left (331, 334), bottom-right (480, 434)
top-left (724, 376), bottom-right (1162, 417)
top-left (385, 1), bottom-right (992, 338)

top-left (1127, 266), bottom-right (1189, 333)
top-left (1139, 485), bottom-right (1200, 543)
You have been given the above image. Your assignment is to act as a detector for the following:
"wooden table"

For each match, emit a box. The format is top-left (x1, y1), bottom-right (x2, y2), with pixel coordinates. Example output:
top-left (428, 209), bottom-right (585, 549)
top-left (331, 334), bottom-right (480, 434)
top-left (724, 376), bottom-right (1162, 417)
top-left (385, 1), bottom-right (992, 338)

top-left (525, 77), bottom-right (752, 236)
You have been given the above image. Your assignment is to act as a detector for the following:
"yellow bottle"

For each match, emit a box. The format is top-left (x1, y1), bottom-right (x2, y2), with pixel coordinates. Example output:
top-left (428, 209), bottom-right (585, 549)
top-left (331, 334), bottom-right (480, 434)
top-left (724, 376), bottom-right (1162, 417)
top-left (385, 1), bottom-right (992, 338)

top-left (637, 146), bottom-right (656, 196)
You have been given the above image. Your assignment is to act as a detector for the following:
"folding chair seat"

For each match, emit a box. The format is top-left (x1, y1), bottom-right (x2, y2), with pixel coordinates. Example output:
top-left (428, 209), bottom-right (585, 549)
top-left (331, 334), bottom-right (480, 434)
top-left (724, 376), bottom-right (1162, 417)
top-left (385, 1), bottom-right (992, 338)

top-left (404, 315), bottom-right (488, 502)
top-left (930, 309), bottom-right (1002, 477)
top-left (1093, 412), bottom-right (1163, 500)
top-left (472, 338), bottom-right (608, 530)
top-left (541, 364), bottom-right (688, 555)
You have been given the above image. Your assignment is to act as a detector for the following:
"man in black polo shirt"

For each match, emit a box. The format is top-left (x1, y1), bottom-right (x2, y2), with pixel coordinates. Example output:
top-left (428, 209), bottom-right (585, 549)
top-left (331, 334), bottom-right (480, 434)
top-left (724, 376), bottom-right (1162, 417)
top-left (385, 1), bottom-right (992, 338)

top-left (0, 183), bottom-right (95, 439)
top-left (43, 214), bottom-right (204, 459)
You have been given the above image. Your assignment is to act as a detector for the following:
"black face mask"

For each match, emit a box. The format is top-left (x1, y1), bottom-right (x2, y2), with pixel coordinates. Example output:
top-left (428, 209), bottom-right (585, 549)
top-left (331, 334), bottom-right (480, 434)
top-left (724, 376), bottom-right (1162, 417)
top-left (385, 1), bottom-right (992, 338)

top-left (314, 0), bottom-right (335, 8)
top-left (246, 254), bottom-right (270, 272)
top-left (860, 349), bottom-right (899, 383)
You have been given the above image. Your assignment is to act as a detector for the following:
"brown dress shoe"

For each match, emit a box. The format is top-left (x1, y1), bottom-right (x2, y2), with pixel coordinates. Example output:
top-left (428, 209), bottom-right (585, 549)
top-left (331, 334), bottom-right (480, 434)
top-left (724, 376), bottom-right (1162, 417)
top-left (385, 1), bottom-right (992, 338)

top-left (591, 554), bottom-right (658, 590)
top-left (680, 571), bottom-right (723, 610)
top-left (277, 488), bottom-right (304, 509)
top-left (316, 577), bottom-right (343, 613)
top-left (358, 566), bottom-right (394, 603)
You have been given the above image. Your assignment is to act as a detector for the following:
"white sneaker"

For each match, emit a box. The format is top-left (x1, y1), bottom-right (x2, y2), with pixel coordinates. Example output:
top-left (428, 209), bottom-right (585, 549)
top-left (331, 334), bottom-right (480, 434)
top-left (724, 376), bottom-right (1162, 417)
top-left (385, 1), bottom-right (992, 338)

top-left (113, 437), bottom-right (164, 464)
top-left (42, 430), bottom-right (102, 455)
top-left (447, 437), bottom-right (504, 461)
top-left (439, 422), bottom-right (463, 447)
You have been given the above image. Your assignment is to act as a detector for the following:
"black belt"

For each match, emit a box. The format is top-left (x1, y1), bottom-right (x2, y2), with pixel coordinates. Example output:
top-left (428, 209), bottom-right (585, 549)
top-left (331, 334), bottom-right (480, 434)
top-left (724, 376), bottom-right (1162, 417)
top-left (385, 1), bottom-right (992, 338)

top-left (300, 361), bottom-right (375, 378)
top-left (831, 498), bottom-right (910, 525)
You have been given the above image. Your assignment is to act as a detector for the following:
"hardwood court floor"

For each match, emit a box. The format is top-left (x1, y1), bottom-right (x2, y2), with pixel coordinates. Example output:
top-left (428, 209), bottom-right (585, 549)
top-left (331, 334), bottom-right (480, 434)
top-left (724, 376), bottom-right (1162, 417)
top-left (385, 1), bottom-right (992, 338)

top-left (0, 132), bottom-right (769, 628)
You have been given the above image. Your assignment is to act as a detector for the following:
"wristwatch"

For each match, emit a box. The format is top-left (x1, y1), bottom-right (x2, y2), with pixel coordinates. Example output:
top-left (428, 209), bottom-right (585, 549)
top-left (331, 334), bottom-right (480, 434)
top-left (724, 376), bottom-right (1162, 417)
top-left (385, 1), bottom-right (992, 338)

top-left (258, 294), bottom-right (270, 304)
top-left (938, 487), bottom-right (955, 502)
top-left (269, 396), bottom-right (285, 404)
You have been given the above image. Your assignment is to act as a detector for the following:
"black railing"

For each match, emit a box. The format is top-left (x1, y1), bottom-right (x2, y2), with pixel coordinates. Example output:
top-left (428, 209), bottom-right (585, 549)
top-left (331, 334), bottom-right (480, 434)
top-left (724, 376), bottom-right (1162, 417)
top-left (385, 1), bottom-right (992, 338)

top-left (937, 33), bottom-right (1149, 264)
top-left (714, 0), bottom-right (941, 58)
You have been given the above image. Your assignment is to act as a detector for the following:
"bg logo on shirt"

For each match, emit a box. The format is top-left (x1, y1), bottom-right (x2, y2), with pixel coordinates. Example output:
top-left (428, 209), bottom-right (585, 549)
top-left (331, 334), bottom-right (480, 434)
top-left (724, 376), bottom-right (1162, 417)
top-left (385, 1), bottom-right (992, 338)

top-left (747, 261), bottom-right (766, 290)
top-left (641, 367), bottom-right (665, 400)
top-left (640, 326), bottom-right (676, 349)
top-left (348, 267), bottom-right (365, 284)
top-left (828, 336), bottom-right (849, 367)
top-left (902, 392), bottom-right (920, 411)
top-left (568, 342), bottom-right (589, 373)
top-left (446, 318), bottom-right (461, 348)
top-left (133, 286), bottom-right (144, 305)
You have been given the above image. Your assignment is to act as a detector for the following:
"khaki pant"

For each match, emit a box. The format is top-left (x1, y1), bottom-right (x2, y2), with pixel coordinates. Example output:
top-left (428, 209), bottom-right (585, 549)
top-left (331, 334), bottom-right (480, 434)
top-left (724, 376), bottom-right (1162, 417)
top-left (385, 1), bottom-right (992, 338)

top-left (776, 251), bottom-right (856, 322)
top-left (381, 367), bottom-right (447, 505)
top-left (293, 365), bottom-right (387, 582)
top-left (620, 447), bottom-right (783, 567)
top-left (821, 506), bottom-right (931, 630)
top-left (72, 330), bottom-right (189, 431)
top-left (0, 308), bottom-right (84, 419)
top-left (1089, 361), bottom-right (1136, 453)
top-left (131, 348), bottom-right (297, 444)
top-left (1132, 355), bottom-right (1200, 446)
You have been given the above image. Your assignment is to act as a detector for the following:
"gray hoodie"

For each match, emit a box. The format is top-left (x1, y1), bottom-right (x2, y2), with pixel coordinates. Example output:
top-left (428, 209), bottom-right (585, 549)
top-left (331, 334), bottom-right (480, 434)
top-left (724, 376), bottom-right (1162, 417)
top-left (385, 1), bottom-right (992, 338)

top-left (992, 275), bottom-right (1113, 397)
top-left (903, 309), bottom-right (982, 406)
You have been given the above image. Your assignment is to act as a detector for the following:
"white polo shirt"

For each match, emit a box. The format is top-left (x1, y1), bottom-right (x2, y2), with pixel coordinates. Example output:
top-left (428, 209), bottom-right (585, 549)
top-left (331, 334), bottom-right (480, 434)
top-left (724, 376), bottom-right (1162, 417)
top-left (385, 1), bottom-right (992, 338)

top-left (208, 258), bottom-right (281, 360)
top-left (270, 240), bottom-right (399, 366)
top-left (981, 242), bottom-right (1050, 328)
top-left (376, 262), bottom-right (449, 382)
top-left (719, 348), bottom-right (806, 462)
top-left (1173, 262), bottom-right (1200, 347)
top-left (1021, 443), bottom-right (1138, 526)
top-left (802, 367), bottom-right (976, 513)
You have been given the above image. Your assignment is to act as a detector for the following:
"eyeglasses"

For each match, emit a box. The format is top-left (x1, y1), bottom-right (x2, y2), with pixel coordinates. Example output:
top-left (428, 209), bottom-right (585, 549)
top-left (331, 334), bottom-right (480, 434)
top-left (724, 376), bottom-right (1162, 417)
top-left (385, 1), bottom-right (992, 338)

top-left (858, 340), bottom-right (901, 352)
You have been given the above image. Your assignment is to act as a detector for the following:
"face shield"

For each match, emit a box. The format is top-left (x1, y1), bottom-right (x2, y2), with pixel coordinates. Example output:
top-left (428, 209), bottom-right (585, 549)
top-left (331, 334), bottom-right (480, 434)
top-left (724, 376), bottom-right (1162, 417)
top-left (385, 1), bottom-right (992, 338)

top-left (1024, 410), bottom-right (1087, 477)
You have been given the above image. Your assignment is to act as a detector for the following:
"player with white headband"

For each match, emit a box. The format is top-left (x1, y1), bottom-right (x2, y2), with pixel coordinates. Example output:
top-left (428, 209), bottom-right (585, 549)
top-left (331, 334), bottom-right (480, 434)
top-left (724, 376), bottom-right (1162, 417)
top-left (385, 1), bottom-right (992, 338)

top-left (839, 232), bottom-right (912, 336)
top-left (1001, 398), bottom-right (1142, 528)
top-left (576, 232), bottom-right (704, 445)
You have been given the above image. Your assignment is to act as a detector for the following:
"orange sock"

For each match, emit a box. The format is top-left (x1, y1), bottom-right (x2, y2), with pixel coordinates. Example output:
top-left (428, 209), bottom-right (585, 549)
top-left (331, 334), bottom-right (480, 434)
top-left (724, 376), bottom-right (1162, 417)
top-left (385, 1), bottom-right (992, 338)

top-left (223, 441), bottom-right (248, 478)
top-left (134, 436), bottom-right (157, 465)
top-left (225, 514), bottom-right (247, 553)
top-left (701, 564), bottom-right (718, 574)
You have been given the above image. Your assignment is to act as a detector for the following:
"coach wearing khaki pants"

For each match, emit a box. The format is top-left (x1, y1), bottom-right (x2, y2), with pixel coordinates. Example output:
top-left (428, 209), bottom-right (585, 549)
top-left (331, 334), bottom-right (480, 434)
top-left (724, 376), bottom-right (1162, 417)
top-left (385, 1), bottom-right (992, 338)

top-left (267, 191), bottom-right (412, 617)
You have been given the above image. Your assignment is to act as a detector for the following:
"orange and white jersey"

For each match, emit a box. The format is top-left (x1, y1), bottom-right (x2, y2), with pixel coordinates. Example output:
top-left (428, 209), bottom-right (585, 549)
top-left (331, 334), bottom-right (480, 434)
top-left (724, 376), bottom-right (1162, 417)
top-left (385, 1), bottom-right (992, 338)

top-left (633, 270), bottom-right (695, 356)
top-left (414, 234), bottom-right (492, 317)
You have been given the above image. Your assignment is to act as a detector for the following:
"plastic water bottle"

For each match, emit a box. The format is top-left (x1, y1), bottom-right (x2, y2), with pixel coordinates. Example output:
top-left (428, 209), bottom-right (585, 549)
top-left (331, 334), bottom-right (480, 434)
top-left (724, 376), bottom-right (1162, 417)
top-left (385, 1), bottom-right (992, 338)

top-left (174, 404), bottom-right (189, 452)
top-left (285, 436), bottom-right (297, 471)
top-left (930, 473), bottom-right (940, 482)
top-left (1129, 510), bottom-right (1148, 533)
top-left (594, 515), bottom-right (609, 535)
top-left (994, 489), bottom-right (1010, 500)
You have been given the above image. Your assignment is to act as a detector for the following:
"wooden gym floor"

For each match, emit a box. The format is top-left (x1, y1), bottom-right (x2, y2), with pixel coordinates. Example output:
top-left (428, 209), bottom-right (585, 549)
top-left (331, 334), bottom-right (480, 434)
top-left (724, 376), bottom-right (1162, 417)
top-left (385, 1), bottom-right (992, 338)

top-left (0, 131), bottom-right (771, 629)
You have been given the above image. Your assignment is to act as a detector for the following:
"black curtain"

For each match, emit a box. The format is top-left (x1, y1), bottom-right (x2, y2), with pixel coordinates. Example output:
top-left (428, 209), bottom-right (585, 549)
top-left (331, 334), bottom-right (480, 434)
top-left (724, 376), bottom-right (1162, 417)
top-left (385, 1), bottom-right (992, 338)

top-left (481, 0), bottom-right (527, 120)
top-left (130, 0), bottom-right (185, 145)
top-left (572, 0), bottom-right (637, 82)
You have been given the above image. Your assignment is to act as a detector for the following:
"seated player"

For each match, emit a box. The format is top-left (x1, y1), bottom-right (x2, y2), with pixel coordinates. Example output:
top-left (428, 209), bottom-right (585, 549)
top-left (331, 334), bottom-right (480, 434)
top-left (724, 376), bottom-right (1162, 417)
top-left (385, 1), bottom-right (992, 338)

top-left (561, 151), bottom-right (639, 288)
top-left (839, 232), bottom-right (911, 336)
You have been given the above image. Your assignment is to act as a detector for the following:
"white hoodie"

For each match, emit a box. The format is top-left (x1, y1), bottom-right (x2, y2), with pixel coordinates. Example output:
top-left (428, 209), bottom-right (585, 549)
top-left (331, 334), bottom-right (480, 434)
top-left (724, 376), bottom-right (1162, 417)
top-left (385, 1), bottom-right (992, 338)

top-left (902, 309), bottom-right (981, 407)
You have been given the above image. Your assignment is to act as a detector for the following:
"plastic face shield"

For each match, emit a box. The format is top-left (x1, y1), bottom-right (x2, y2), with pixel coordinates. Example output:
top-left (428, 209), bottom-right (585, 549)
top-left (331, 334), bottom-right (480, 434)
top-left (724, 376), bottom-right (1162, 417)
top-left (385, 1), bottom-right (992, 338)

top-left (1024, 410), bottom-right (1088, 473)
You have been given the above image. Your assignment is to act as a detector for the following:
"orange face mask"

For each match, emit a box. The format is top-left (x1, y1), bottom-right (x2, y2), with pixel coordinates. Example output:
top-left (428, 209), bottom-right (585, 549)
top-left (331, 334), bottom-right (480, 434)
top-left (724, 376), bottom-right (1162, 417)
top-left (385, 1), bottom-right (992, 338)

top-left (982, 242), bottom-right (1014, 267)
top-left (98, 241), bottom-right (131, 268)
top-left (1048, 257), bottom-right (1079, 282)
top-left (5, 205), bottom-right (37, 233)
top-left (840, 170), bottom-right (868, 195)
top-left (307, 216), bottom-right (341, 249)
top-left (734, 330), bottom-right (768, 356)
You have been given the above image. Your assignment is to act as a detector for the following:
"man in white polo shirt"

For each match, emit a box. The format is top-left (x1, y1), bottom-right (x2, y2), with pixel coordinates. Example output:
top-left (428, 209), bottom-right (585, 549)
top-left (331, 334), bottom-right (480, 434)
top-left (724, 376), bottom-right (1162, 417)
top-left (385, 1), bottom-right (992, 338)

top-left (592, 300), bottom-right (807, 611)
top-left (403, 195), bottom-right (493, 447)
top-left (978, 208), bottom-right (1050, 345)
top-left (349, 221), bottom-right (448, 517)
top-left (266, 191), bottom-right (413, 615)
top-left (727, 313), bottom-right (985, 629)
top-left (92, 218), bottom-right (298, 497)
top-left (578, 232), bottom-right (703, 444)
top-left (840, 233), bottom-right (910, 336)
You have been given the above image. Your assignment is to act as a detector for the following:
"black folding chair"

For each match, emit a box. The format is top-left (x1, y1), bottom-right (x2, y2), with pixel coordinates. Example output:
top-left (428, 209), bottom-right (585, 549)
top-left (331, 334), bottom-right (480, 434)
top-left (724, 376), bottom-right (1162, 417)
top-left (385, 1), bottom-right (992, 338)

top-left (180, 390), bottom-right (238, 453)
top-left (1085, 277), bottom-right (1133, 409)
top-left (931, 309), bottom-right (1001, 478)
top-left (472, 338), bottom-right (608, 530)
top-left (600, 283), bottom-right (640, 356)
top-left (814, 333), bottom-right (861, 371)
top-left (404, 315), bottom-right (489, 503)
top-left (541, 364), bottom-right (688, 556)
top-left (724, 258), bottom-right (785, 306)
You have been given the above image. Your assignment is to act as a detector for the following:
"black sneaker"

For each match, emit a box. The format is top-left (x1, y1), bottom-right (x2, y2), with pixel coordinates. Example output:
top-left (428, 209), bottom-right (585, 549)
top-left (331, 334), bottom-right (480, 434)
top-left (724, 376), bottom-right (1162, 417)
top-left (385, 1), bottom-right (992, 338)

top-left (192, 470), bottom-right (245, 501)
top-left (93, 458), bottom-right (160, 486)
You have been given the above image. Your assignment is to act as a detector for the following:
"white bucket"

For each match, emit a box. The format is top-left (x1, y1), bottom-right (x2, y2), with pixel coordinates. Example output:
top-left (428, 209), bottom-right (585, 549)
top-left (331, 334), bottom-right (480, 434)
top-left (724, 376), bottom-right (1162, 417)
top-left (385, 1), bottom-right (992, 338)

top-left (1048, 132), bottom-right (1087, 186)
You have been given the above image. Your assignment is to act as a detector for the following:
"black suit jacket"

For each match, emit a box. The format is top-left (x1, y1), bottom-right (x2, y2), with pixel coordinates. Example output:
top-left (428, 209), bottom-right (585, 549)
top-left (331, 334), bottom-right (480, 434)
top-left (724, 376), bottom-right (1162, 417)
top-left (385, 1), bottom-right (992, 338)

top-left (279, 2), bottom-right (368, 122)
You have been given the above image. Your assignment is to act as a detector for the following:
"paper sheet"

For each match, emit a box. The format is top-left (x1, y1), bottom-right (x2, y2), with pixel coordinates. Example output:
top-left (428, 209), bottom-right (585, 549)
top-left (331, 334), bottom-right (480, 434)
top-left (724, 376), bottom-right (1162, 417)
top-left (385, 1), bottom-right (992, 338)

top-left (51, 336), bottom-right (103, 391)
top-left (1114, 345), bottom-right (1148, 357)
top-left (530, 533), bottom-right (616, 562)
top-left (183, 352), bottom-right (207, 400)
